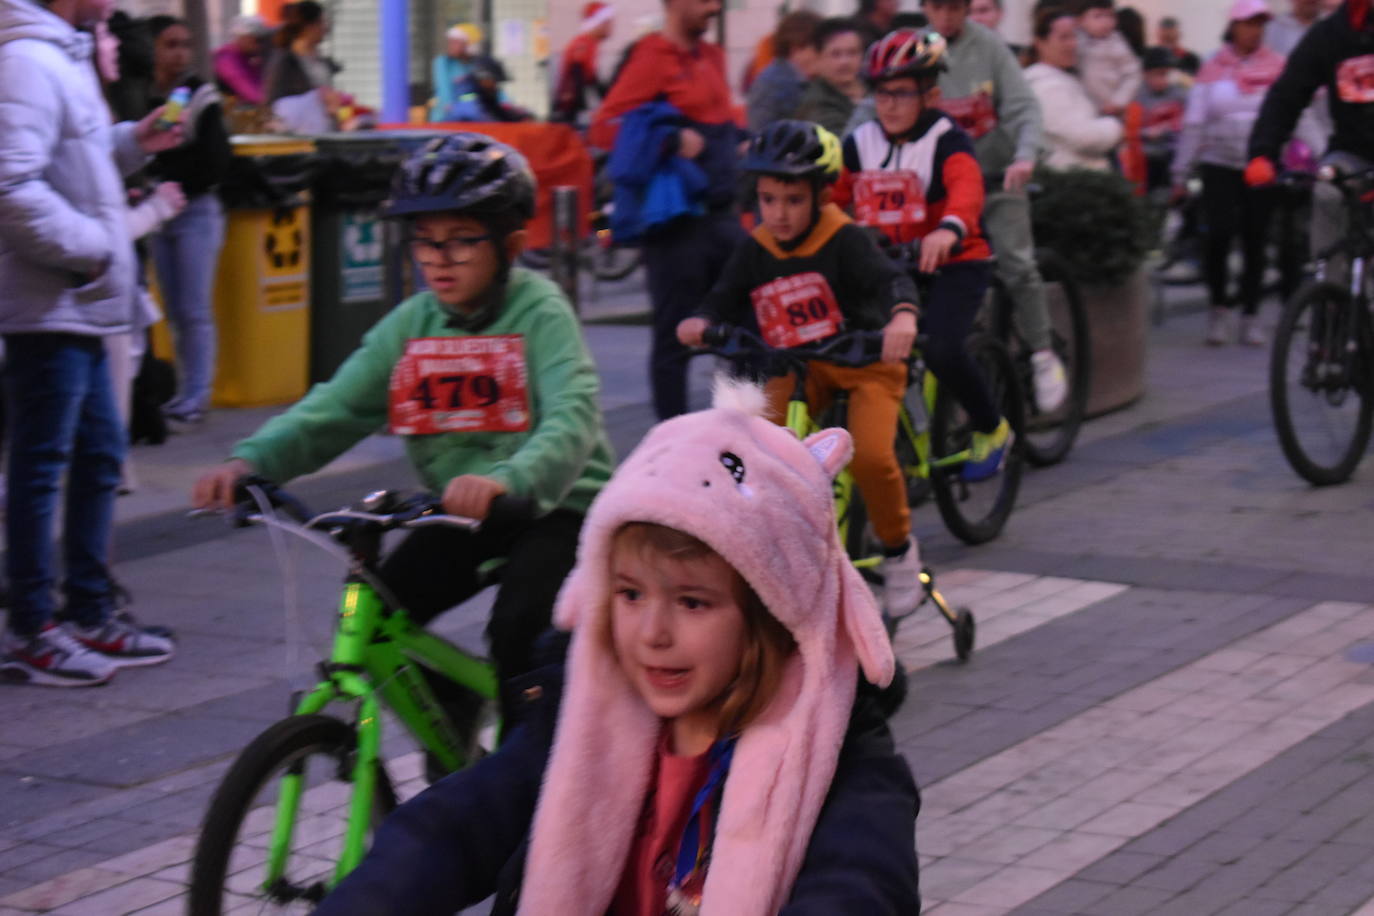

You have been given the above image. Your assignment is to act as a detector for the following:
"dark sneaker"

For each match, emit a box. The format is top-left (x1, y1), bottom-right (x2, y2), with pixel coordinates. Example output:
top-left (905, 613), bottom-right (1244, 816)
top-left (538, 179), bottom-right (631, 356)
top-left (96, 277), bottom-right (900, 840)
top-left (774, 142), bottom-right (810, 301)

top-left (67, 617), bottom-right (175, 668)
top-left (0, 624), bottom-right (116, 687)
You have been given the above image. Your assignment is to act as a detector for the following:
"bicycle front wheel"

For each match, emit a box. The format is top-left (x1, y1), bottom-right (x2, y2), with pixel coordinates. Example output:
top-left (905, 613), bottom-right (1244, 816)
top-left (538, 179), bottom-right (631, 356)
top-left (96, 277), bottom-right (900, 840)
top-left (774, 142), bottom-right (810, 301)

top-left (188, 714), bottom-right (397, 916)
top-left (589, 236), bottom-right (643, 281)
top-left (930, 334), bottom-right (1025, 544)
top-left (1270, 282), bottom-right (1373, 485)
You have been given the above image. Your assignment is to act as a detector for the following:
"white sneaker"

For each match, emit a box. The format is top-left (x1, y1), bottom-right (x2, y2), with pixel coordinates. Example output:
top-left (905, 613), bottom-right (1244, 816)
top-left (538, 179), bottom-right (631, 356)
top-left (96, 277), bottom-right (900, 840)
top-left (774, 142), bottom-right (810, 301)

top-left (0, 624), bottom-right (116, 687)
top-left (65, 616), bottom-right (175, 668)
top-left (1205, 307), bottom-right (1232, 347)
top-left (1030, 349), bottom-right (1068, 413)
top-left (1239, 316), bottom-right (1265, 347)
top-left (879, 537), bottom-right (923, 619)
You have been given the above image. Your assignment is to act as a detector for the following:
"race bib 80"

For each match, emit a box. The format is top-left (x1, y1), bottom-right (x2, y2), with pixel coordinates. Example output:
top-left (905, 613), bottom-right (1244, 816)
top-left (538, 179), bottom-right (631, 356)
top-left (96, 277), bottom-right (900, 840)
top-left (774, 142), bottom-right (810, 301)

top-left (388, 335), bottom-right (530, 435)
top-left (750, 271), bottom-right (843, 349)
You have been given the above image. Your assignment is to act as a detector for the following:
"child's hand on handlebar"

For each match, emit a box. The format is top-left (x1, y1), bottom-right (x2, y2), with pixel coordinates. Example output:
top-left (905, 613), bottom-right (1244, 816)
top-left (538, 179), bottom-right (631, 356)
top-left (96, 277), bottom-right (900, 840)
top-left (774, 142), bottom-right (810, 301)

top-left (677, 316), bottom-right (709, 348)
top-left (919, 228), bottom-right (959, 273)
top-left (442, 474), bottom-right (507, 520)
top-left (882, 309), bottom-right (918, 363)
top-left (192, 458), bottom-right (253, 510)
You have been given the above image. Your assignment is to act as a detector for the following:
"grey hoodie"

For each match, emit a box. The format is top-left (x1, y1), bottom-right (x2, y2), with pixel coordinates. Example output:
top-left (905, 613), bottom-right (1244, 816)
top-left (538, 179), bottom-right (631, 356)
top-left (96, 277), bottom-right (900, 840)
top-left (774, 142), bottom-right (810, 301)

top-left (0, 0), bottom-right (147, 336)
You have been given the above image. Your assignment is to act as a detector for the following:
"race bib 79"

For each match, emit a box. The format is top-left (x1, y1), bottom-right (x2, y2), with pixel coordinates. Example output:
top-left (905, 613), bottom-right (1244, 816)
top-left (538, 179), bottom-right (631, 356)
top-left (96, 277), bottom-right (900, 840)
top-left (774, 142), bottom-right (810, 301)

top-left (852, 170), bottom-right (927, 229)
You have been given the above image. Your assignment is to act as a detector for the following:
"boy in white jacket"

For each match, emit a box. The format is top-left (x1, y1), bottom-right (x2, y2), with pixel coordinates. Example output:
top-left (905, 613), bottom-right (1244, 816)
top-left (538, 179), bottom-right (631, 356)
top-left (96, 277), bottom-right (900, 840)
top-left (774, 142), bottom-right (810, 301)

top-left (1076, 0), bottom-right (1142, 116)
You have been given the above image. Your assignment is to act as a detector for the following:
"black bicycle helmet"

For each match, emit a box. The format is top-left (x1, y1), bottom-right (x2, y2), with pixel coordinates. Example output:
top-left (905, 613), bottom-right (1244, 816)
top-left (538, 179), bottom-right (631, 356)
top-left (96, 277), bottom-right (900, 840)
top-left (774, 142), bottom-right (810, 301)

top-left (382, 132), bottom-right (536, 227)
top-left (742, 120), bottom-right (843, 185)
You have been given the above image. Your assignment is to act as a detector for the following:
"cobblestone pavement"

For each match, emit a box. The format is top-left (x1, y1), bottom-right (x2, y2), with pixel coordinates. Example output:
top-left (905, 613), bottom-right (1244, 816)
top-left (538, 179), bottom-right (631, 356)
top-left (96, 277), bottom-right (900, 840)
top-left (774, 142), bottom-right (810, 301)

top-left (3, 300), bottom-right (1374, 915)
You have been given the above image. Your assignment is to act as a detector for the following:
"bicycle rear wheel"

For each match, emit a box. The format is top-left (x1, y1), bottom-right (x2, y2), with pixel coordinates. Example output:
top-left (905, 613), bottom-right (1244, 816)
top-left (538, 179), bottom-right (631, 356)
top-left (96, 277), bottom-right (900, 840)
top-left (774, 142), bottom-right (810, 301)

top-left (589, 234), bottom-right (643, 281)
top-left (1019, 250), bottom-right (1091, 466)
top-left (1270, 281), bottom-right (1373, 485)
top-left (188, 714), bottom-right (397, 916)
top-left (930, 334), bottom-right (1025, 544)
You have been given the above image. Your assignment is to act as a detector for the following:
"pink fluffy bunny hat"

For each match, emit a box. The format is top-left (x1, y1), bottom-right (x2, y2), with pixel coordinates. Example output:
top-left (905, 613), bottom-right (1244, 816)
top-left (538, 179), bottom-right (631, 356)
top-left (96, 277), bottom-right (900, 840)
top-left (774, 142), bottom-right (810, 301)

top-left (518, 379), bottom-right (895, 915)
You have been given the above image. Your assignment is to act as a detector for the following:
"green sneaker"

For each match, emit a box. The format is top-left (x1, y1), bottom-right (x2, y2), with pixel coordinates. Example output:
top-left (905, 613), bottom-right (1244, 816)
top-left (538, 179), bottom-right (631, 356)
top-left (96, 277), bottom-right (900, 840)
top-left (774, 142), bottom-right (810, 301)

top-left (962, 418), bottom-right (1013, 482)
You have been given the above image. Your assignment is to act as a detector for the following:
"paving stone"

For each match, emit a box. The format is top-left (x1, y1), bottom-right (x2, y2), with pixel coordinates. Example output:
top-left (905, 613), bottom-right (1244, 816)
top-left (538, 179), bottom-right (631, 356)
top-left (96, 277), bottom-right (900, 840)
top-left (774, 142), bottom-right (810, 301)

top-left (0, 867), bottom-right (127, 911)
top-left (1007, 878), bottom-right (1116, 915)
top-left (45, 876), bottom-right (182, 916)
top-left (1077, 884), bottom-right (1177, 916)
top-left (1211, 899), bottom-right (1299, 916)
top-left (1073, 851), bottom-right (1167, 885)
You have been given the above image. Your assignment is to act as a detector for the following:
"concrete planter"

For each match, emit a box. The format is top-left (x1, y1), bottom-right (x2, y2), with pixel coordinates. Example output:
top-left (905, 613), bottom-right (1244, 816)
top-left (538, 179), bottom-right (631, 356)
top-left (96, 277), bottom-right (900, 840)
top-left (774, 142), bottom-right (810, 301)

top-left (1081, 265), bottom-right (1149, 417)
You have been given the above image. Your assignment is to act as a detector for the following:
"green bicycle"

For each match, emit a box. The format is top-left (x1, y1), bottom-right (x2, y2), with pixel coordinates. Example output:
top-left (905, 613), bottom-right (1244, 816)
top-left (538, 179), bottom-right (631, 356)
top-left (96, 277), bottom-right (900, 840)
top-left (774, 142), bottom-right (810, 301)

top-left (188, 482), bottom-right (528, 915)
top-left (697, 324), bottom-right (1025, 658)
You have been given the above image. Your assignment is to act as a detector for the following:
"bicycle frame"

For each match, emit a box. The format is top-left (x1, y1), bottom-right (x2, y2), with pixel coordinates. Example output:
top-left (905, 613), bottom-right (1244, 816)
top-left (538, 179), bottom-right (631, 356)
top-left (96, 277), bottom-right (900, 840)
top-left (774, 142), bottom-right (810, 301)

top-left (262, 575), bottom-right (498, 887)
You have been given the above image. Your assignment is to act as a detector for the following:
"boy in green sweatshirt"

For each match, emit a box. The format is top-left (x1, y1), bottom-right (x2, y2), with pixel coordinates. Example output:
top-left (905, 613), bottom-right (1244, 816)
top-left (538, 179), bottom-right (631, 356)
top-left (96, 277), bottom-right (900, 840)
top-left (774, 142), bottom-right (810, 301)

top-left (192, 134), bottom-right (613, 701)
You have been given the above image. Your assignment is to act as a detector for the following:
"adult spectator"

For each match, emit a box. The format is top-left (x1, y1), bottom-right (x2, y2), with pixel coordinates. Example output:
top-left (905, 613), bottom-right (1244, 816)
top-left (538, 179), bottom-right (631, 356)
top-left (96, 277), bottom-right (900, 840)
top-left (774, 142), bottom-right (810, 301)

top-left (1026, 7), bottom-right (1124, 170)
top-left (796, 17), bottom-right (866, 136)
top-left (264, 0), bottom-right (339, 134)
top-left (1265, 0), bottom-right (1323, 55)
top-left (213, 14), bottom-right (268, 105)
top-left (746, 9), bottom-right (820, 132)
top-left (589, 0), bottom-right (744, 419)
top-left (134, 15), bottom-right (232, 425)
top-left (552, 2), bottom-right (614, 125)
top-left (1155, 15), bottom-right (1200, 75)
top-left (854, 0), bottom-right (899, 50)
top-left (0, 0), bottom-right (180, 686)
top-left (1172, 0), bottom-right (1284, 347)
top-left (918, 0), bottom-right (1068, 415)
top-left (1076, 0), bottom-right (1142, 116)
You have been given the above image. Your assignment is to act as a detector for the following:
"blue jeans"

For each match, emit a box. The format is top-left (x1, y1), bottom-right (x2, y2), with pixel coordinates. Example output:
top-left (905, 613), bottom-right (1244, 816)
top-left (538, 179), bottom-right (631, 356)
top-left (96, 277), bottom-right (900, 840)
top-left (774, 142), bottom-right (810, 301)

top-left (151, 192), bottom-right (226, 413)
top-left (3, 334), bottom-right (126, 635)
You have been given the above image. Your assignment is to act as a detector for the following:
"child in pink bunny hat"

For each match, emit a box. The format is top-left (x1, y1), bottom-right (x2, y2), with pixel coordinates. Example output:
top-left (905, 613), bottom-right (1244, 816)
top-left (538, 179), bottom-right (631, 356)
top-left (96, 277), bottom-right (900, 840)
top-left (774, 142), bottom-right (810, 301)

top-left (314, 379), bottom-right (920, 916)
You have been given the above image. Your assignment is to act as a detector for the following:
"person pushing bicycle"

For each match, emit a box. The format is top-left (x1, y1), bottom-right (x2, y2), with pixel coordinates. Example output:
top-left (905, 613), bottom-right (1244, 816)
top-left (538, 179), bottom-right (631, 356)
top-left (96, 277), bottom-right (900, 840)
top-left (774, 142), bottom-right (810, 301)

top-left (677, 120), bottom-right (934, 616)
top-left (192, 133), bottom-right (614, 720)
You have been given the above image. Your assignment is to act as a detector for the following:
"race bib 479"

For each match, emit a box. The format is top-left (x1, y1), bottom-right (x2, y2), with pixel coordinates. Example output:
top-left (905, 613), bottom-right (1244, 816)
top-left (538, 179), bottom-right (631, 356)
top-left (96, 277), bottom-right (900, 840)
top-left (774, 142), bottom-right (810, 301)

top-left (389, 335), bottom-right (531, 435)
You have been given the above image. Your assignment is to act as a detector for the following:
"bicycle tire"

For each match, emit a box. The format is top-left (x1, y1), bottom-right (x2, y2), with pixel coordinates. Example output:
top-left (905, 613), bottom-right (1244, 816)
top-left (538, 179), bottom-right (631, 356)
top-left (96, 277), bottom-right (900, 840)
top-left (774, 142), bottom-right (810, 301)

top-left (1269, 281), bottom-right (1373, 486)
top-left (188, 714), bottom-right (397, 916)
top-left (590, 242), bottom-right (643, 282)
top-left (930, 334), bottom-right (1025, 544)
top-left (1018, 250), bottom-right (1091, 467)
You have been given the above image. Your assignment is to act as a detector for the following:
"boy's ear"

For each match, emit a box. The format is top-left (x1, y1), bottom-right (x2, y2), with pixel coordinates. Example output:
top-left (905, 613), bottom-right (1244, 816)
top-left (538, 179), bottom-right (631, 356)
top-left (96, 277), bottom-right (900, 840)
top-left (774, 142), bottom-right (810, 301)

top-left (925, 85), bottom-right (942, 107)
top-left (819, 185), bottom-right (833, 206)
top-left (505, 228), bottom-right (528, 260)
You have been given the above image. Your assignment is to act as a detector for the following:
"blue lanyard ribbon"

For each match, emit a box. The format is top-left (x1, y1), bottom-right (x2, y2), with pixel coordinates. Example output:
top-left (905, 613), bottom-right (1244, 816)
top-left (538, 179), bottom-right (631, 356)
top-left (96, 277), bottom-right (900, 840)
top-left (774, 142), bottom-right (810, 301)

top-left (672, 736), bottom-right (737, 890)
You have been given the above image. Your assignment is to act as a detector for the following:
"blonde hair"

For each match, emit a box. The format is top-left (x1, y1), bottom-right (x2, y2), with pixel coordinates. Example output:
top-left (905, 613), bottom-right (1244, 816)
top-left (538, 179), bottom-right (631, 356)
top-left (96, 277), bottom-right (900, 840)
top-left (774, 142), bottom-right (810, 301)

top-left (610, 523), bottom-right (797, 737)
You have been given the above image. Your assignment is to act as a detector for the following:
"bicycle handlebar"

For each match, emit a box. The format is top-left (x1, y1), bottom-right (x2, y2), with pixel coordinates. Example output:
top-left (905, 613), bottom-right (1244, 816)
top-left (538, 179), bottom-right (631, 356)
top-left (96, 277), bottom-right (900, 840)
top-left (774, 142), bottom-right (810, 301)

top-left (695, 323), bottom-right (922, 372)
top-left (192, 477), bottom-right (537, 534)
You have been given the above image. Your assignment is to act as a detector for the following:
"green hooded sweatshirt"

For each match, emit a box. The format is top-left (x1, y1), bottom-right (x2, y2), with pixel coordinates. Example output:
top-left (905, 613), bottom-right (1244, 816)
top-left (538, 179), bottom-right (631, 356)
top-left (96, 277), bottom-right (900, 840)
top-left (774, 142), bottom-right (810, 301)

top-left (233, 268), bottom-right (614, 516)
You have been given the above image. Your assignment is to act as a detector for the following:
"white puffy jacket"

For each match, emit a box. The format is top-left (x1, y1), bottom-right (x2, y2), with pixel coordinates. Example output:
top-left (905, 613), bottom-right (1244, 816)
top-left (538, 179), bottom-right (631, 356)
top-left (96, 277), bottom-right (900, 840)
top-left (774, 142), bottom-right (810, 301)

top-left (0, 0), bottom-right (147, 336)
top-left (1025, 62), bottom-right (1123, 172)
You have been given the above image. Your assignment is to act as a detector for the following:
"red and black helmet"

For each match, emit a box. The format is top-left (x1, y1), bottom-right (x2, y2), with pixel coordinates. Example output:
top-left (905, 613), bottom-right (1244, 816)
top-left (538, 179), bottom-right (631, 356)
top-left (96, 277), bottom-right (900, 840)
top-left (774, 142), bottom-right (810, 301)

top-left (863, 29), bottom-right (948, 86)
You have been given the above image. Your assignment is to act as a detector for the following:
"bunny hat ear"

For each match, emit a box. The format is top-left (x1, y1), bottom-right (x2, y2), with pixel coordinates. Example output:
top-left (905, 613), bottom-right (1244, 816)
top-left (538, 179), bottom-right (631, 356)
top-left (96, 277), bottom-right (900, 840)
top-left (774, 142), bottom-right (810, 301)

top-left (803, 427), bottom-right (853, 480)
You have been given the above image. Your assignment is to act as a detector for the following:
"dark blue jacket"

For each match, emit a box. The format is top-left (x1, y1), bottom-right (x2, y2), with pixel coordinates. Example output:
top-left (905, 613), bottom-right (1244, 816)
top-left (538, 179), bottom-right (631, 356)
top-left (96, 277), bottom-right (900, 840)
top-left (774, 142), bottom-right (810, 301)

top-left (607, 100), bottom-right (709, 243)
top-left (314, 660), bottom-right (921, 916)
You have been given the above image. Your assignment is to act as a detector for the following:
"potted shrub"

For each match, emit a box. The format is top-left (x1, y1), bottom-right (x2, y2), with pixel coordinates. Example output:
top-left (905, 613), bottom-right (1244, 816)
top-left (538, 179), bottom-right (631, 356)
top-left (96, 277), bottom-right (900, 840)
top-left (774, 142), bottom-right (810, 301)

top-left (1030, 167), bottom-right (1153, 416)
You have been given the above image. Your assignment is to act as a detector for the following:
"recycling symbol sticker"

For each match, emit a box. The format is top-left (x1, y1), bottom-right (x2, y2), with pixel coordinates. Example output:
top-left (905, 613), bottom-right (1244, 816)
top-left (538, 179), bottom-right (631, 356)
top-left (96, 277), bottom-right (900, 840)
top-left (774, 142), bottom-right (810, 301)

top-left (341, 210), bottom-right (384, 304)
top-left (263, 209), bottom-right (304, 276)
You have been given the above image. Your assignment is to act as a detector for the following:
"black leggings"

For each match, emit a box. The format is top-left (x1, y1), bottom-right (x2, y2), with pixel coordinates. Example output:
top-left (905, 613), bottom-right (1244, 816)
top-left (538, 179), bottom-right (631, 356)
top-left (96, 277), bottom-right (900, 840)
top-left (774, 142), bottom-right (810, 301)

top-left (1199, 163), bottom-right (1278, 314)
top-left (921, 260), bottom-right (1001, 433)
top-left (378, 508), bottom-right (583, 686)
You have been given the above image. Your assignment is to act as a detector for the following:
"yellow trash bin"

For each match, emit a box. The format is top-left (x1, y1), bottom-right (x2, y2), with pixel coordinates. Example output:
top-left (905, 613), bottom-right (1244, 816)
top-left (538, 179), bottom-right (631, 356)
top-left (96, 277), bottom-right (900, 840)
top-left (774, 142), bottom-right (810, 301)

top-left (211, 135), bottom-right (316, 408)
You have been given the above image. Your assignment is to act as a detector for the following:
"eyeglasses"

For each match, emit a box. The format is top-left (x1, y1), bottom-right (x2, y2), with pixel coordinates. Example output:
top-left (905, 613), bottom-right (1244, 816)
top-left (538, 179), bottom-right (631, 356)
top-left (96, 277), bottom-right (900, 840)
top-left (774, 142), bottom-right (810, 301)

top-left (874, 87), bottom-right (923, 103)
top-left (409, 234), bottom-right (493, 265)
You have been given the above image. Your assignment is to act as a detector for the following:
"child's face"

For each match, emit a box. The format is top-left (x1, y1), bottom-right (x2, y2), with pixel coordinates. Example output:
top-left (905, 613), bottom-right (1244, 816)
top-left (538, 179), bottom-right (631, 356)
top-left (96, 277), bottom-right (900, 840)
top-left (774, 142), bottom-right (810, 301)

top-left (610, 544), bottom-right (749, 736)
top-left (756, 175), bottom-right (816, 244)
top-left (874, 76), bottom-right (932, 137)
top-left (409, 213), bottom-right (513, 310)
top-left (816, 30), bottom-right (863, 87)
top-left (1080, 7), bottom-right (1116, 39)
top-left (1144, 67), bottom-right (1171, 93)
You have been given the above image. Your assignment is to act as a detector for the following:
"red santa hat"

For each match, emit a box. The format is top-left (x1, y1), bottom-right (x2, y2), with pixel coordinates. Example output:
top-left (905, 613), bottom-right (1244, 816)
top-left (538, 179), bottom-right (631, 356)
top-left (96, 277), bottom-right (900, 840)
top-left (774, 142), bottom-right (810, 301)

top-left (580, 1), bottom-right (615, 32)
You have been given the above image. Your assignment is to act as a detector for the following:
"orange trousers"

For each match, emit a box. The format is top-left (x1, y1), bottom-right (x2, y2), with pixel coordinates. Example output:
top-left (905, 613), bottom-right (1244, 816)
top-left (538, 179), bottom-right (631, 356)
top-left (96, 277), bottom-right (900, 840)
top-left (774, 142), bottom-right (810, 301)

top-left (764, 360), bottom-right (910, 548)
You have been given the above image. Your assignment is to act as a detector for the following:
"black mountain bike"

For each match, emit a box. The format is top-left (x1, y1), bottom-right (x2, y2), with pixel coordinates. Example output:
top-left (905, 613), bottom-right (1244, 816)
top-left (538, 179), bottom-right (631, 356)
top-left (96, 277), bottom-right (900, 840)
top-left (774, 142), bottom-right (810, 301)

top-left (1270, 162), bottom-right (1374, 486)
